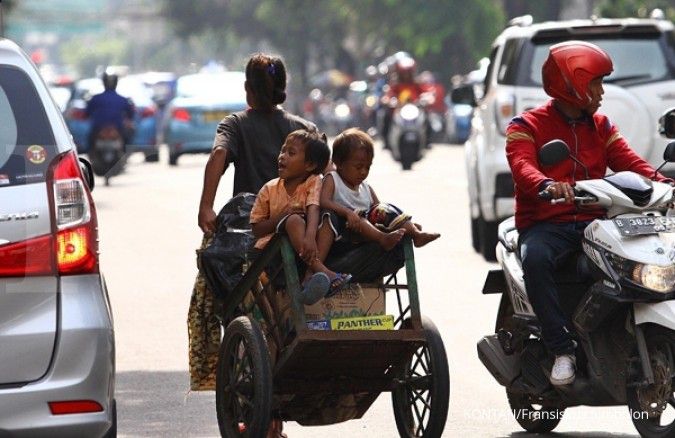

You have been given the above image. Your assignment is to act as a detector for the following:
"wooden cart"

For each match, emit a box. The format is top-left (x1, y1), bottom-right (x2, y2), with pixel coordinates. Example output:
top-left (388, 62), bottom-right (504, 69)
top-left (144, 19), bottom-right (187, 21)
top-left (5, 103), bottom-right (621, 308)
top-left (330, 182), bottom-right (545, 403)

top-left (214, 235), bottom-right (449, 437)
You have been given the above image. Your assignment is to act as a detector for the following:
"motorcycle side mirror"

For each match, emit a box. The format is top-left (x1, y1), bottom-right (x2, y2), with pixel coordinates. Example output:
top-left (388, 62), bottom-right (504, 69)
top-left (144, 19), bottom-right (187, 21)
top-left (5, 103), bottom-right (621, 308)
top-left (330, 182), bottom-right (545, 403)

top-left (659, 108), bottom-right (675, 139)
top-left (663, 142), bottom-right (675, 163)
top-left (538, 139), bottom-right (570, 166)
top-left (78, 156), bottom-right (95, 191)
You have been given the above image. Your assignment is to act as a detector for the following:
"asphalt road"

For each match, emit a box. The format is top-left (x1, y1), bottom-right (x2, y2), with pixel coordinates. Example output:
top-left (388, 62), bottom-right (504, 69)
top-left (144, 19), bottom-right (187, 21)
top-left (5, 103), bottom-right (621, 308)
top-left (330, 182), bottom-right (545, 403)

top-left (92, 141), bottom-right (641, 437)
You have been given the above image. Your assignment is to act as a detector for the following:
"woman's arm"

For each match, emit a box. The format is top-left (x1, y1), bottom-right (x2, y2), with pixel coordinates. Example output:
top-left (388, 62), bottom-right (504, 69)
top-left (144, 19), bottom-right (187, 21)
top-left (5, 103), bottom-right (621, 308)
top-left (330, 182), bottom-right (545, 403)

top-left (198, 147), bottom-right (230, 234)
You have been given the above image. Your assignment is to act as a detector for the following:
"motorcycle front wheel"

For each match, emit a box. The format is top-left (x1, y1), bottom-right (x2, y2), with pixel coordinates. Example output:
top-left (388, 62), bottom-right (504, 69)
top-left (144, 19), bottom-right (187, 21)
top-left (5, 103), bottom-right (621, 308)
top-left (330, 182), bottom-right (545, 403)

top-left (627, 326), bottom-right (675, 438)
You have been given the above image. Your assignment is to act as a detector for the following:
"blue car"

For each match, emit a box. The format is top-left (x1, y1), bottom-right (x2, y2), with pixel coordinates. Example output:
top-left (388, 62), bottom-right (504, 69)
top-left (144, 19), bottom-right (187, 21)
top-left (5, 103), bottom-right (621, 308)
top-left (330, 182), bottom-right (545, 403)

top-left (162, 71), bottom-right (247, 166)
top-left (64, 76), bottom-right (160, 161)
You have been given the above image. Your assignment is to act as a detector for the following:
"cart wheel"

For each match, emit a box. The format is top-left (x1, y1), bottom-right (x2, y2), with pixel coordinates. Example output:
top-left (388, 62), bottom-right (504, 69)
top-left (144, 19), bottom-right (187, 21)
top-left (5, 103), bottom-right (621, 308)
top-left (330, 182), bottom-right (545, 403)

top-left (216, 316), bottom-right (273, 438)
top-left (392, 316), bottom-right (450, 438)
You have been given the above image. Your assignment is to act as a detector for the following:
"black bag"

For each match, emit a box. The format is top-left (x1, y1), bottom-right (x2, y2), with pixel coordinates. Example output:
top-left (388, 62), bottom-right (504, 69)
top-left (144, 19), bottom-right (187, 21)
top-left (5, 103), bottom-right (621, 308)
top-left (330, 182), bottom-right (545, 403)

top-left (200, 193), bottom-right (256, 299)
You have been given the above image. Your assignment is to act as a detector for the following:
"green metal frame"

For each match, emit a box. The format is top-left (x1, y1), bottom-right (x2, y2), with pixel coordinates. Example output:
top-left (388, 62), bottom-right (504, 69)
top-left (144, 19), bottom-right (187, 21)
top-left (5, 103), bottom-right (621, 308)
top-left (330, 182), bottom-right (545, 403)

top-left (222, 234), bottom-right (423, 332)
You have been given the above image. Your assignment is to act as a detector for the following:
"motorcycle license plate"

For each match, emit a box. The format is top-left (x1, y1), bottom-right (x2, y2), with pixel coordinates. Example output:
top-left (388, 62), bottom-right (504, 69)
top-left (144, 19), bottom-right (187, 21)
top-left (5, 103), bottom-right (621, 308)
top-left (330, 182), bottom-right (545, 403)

top-left (613, 216), bottom-right (675, 235)
top-left (203, 110), bottom-right (230, 123)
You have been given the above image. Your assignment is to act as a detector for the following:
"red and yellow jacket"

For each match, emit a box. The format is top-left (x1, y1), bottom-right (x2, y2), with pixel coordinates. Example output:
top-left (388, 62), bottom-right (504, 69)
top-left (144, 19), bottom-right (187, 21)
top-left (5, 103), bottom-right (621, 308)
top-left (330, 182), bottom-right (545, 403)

top-left (506, 100), bottom-right (670, 230)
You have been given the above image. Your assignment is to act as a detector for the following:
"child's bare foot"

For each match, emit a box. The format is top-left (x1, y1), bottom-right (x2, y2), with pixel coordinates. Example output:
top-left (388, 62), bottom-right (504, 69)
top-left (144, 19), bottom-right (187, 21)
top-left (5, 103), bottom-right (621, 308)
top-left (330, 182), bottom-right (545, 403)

top-left (413, 231), bottom-right (440, 247)
top-left (380, 229), bottom-right (405, 251)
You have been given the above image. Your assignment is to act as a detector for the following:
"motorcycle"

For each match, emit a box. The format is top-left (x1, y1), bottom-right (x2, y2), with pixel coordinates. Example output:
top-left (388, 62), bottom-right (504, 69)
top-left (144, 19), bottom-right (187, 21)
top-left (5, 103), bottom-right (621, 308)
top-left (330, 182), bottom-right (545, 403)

top-left (387, 99), bottom-right (428, 171)
top-left (478, 112), bottom-right (675, 437)
top-left (89, 124), bottom-right (126, 186)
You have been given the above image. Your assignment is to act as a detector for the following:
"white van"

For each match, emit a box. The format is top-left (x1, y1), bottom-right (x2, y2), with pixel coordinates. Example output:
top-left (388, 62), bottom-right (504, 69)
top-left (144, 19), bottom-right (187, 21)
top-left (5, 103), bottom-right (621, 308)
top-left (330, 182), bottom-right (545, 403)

top-left (462, 14), bottom-right (675, 261)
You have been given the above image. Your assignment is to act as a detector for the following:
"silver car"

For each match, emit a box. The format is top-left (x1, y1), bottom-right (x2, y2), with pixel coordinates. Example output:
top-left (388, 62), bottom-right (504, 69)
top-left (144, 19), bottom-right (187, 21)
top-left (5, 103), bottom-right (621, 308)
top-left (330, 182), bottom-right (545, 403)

top-left (0, 39), bottom-right (115, 436)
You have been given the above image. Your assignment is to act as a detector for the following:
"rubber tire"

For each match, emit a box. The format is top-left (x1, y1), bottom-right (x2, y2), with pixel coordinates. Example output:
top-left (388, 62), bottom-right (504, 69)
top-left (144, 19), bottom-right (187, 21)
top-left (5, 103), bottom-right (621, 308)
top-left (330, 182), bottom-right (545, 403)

top-left (506, 390), bottom-right (564, 433)
top-left (626, 326), bottom-right (675, 438)
top-left (470, 216), bottom-right (480, 253)
top-left (392, 316), bottom-right (450, 438)
top-left (478, 217), bottom-right (498, 262)
top-left (103, 399), bottom-right (117, 438)
top-left (216, 316), bottom-right (273, 438)
top-left (144, 151), bottom-right (159, 162)
top-left (168, 153), bottom-right (179, 166)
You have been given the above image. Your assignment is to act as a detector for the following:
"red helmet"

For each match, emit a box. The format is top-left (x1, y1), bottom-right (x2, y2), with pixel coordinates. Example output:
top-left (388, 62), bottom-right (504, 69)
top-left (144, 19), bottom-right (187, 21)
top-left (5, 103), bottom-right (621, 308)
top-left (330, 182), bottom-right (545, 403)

top-left (542, 41), bottom-right (613, 108)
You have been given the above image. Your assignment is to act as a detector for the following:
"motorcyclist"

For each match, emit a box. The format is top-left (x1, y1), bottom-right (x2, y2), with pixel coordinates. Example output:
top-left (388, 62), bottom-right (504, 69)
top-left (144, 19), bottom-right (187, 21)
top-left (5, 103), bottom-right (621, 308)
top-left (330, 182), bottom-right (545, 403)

top-left (85, 71), bottom-right (135, 151)
top-left (505, 41), bottom-right (672, 386)
top-left (380, 53), bottom-right (424, 149)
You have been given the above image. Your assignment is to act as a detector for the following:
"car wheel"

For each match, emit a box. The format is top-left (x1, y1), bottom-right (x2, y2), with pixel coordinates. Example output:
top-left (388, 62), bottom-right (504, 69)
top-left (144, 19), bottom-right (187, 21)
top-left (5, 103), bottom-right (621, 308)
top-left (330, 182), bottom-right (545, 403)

top-left (470, 215), bottom-right (480, 253)
top-left (103, 399), bottom-right (117, 438)
top-left (169, 153), bottom-right (179, 166)
top-left (144, 151), bottom-right (159, 162)
top-left (479, 218), bottom-right (498, 262)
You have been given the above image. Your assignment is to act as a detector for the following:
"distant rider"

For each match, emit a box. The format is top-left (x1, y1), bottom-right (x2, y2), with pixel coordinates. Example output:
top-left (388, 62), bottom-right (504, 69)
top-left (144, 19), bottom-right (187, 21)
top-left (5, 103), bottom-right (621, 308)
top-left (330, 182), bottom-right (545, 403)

top-left (506, 41), bottom-right (672, 386)
top-left (85, 72), bottom-right (135, 151)
top-left (380, 54), bottom-right (424, 149)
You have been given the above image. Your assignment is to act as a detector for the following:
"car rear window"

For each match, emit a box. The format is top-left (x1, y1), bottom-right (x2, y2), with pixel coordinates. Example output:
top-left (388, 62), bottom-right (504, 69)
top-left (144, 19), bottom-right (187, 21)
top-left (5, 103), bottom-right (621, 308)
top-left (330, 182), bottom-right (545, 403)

top-left (519, 35), bottom-right (674, 87)
top-left (0, 65), bottom-right (57, 187)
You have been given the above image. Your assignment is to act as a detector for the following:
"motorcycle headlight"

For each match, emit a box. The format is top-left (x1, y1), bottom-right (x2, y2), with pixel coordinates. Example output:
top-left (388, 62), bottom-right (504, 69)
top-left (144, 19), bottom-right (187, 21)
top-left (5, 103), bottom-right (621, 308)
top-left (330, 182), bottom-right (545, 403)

top-left (334, 103), bottom-right (350, 119)
top-left (607, 253), bottom-right (675, 293)
top-left (632, 263), bottom-right (675, 293)
top-left (400, 104), bottom-right (420, 121)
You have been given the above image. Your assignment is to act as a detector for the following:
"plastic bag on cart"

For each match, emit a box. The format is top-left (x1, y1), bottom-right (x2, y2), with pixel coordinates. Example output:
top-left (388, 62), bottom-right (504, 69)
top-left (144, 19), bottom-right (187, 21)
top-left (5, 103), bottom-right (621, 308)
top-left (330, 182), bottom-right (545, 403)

top-left (200, 193), bottom-right (256, 299)
top-left (325, 240), bottom-right (405, 283)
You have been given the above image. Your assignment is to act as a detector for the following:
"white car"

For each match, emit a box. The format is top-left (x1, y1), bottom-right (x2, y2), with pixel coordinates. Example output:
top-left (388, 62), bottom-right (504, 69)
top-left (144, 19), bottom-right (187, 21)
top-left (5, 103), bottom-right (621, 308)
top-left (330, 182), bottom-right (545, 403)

top-left (0, 39), bottom-right (115, 436)
top-left (462, 14), bottom-right (675, 261)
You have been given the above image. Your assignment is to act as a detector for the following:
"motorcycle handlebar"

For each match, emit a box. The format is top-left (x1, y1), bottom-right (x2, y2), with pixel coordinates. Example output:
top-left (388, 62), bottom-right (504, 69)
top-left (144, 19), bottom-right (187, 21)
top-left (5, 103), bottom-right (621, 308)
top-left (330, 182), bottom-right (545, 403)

top-left (538, 190), bottom-right (553, 200)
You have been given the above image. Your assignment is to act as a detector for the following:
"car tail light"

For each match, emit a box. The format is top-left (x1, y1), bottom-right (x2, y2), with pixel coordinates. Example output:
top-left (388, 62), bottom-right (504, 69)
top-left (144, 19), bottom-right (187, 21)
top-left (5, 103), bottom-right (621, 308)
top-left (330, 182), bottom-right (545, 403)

top-left (50, 152), bottom-right (99, 275)
top-left (172, 108), bottom-right (191, 122)
top-left (0, 151), bottom-right (98, 277)
top-left (0, 235), bottom-right (53, 276)
top-left (140, 105), bottom-right (157, 118)
top-left (49, 400), bottom-right (103, 415)
top-left (66, 107), bottom-right (88, 121)
top-left (494, 92), bottom-right (516, 136)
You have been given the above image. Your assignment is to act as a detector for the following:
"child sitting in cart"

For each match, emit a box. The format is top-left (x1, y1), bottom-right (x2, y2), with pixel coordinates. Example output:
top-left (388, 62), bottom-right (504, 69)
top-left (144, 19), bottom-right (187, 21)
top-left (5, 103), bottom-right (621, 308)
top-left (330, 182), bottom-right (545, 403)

top-left (250, 128), bottom-right (353, 305)
top-left (320, 128), bottom-right (440, 249)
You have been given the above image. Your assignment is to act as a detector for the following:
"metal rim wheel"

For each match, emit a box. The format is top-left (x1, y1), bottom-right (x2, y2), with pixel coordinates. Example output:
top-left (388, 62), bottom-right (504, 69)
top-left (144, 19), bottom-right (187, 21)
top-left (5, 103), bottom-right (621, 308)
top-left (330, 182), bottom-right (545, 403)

top-left (392, 316), bottom-right (450, 437)
top-left (216, 316), bottom-right (273, 438)
top-left (506, 391), bottom-right (564, 433)
top-left (627, 326), bottom-right (675, 438)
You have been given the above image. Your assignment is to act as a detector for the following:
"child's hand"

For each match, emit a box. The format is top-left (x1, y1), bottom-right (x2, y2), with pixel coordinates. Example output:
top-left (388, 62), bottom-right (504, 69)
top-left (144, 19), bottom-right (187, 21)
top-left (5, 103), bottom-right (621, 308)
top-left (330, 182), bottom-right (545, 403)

top-left (346, 210), bottom-right (362, 233)
top-left (300, 237), bottom-right (318, 264)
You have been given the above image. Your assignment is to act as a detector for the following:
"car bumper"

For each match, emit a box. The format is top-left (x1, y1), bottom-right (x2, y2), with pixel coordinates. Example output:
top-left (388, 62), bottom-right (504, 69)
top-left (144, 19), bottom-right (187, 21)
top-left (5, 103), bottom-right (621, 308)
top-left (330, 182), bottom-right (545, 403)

top-left (165, 123), bottom-right (216, 154)
top-left (0, 274), bottom-right (115, 437)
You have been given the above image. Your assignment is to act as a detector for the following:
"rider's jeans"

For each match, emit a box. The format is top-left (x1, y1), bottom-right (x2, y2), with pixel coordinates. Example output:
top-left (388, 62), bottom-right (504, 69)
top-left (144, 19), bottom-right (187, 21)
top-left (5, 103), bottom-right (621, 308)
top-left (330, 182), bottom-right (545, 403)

top-left (518, 221), bottom-right (589, 356)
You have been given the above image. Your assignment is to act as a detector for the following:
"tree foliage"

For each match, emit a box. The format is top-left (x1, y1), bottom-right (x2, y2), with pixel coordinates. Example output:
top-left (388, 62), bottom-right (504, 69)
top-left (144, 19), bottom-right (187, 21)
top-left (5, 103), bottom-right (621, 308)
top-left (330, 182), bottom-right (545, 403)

top-left (161, 0), bottom-right (505, 89)
top-left (596, 0), bottom-right (675, 21)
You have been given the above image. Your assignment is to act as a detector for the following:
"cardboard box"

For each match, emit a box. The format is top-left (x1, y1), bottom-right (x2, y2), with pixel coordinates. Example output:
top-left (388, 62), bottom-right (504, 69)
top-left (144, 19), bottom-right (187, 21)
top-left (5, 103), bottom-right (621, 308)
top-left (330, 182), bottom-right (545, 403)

top-left (304, 282), bottom-right (385, 322)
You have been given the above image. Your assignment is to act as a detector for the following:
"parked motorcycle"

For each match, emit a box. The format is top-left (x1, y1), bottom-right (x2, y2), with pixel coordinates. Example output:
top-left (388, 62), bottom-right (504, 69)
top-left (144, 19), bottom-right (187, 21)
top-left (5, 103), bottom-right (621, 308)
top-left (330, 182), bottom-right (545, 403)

top-left (89, 125), bottom-right (126, 186)
top-left (387, 101), bottom-right (427, 170)
top-left (478, 110), bottom-right (675, 437)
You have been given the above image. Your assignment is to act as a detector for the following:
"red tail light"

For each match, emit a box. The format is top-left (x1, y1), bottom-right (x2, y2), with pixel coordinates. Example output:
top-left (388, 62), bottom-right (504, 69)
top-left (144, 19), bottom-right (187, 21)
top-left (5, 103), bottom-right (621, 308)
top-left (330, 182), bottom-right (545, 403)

top-left (0, 151), bottom-right (98, 277)
top-left (0, 235), bottom-right (54, 276)
top-left (140, 105), bottom-right (157, 118)
top-left (49, 400), bottom-right (103, 415)
top-left (49, 152), bottom-right (99, 275)
top-left (172, 108), bottom-right (191, 122)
